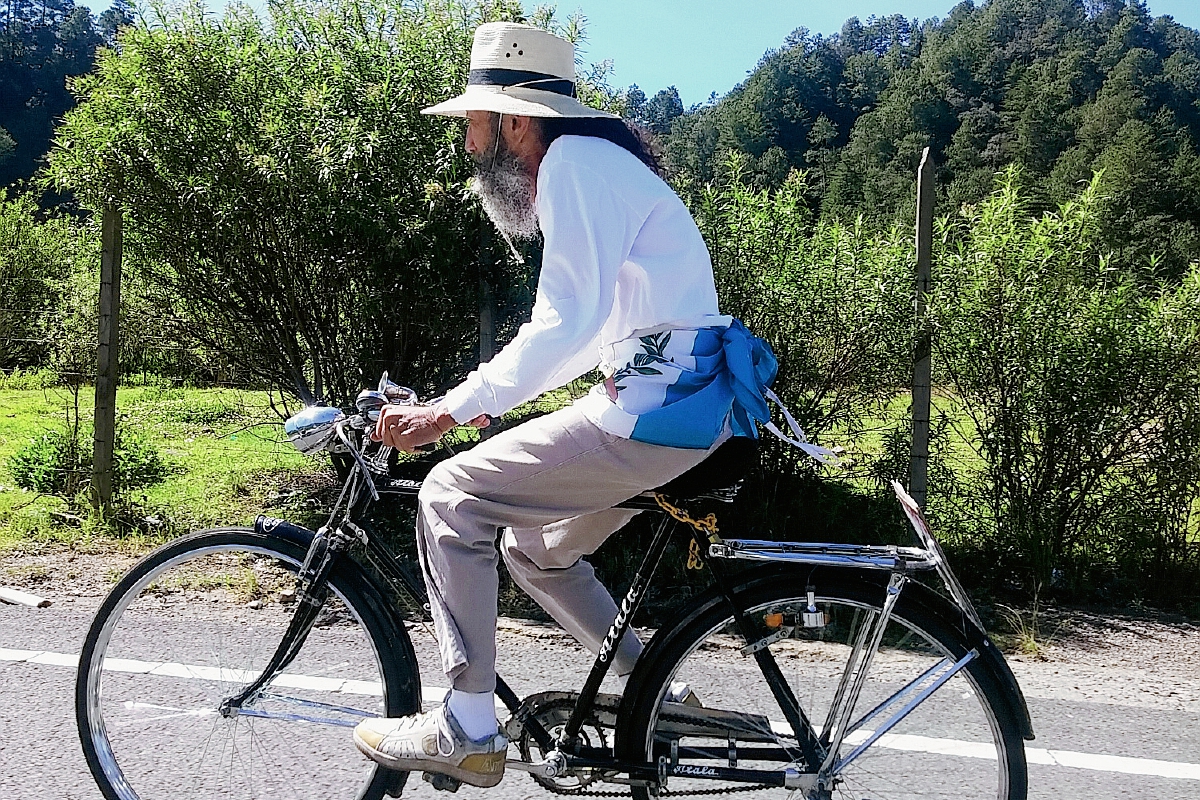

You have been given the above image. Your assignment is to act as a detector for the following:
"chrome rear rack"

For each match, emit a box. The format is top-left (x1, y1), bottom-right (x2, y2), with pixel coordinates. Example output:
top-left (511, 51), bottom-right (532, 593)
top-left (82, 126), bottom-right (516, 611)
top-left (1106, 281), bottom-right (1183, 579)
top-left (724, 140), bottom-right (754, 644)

top-left (709, 481), bottom-right (986, 631)
top-left (708, 540), bottom-right (941, 572)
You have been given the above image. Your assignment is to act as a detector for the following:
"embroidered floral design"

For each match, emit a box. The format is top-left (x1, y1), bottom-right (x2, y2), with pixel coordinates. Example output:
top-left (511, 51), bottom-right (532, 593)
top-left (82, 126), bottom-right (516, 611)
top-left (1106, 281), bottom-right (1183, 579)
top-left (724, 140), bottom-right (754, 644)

top-left (611, 331), bottom-right (673, 392)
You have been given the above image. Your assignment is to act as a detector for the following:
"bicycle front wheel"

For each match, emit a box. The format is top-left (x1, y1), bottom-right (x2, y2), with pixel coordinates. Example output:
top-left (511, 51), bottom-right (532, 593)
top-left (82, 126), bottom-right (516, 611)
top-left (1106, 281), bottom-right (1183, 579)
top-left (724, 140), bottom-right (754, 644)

top-left (77, 526), bottom-right (419, 800)
top-left (616, 568), bottom-right (1027, 800)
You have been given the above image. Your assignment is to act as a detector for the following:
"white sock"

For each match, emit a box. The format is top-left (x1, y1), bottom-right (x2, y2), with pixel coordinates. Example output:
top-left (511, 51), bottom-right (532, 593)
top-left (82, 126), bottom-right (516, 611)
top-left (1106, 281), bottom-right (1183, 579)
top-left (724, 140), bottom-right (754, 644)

top-left (446, 689), bottom-right (498, 742)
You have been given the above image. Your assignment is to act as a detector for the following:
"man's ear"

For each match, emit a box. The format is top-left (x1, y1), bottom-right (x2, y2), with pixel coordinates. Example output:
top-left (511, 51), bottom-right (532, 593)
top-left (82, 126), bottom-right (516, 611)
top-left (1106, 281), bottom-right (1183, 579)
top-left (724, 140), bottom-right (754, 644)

top-left (505, 114), bottom-right (536, 146)
top-left (504, 114), bottom-right (548, 169)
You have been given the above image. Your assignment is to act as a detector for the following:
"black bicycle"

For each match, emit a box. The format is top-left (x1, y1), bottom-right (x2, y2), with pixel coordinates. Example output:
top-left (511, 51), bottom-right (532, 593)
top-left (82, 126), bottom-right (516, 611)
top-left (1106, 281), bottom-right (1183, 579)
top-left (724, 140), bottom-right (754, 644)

top-left (76, 376), bottom-right (1033, 800)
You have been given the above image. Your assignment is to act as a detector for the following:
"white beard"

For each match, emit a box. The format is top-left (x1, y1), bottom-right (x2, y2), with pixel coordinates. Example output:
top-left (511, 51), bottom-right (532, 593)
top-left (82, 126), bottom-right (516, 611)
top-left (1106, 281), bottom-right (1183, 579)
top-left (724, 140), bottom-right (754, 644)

top-left (470, 141), bottom-right (540, 241)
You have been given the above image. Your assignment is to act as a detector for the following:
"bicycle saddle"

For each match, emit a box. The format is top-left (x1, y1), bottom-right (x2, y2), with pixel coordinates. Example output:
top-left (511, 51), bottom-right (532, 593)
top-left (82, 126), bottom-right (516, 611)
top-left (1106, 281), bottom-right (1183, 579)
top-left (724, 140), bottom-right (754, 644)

top-left (653, 436), bottom-right (759, 501)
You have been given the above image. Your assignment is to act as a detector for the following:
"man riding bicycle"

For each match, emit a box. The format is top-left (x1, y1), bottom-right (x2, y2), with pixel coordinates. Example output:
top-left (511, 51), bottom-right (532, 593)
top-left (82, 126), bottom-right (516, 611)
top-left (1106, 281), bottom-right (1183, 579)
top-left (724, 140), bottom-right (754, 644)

top-left (353, 22), bottom-right (778, 788)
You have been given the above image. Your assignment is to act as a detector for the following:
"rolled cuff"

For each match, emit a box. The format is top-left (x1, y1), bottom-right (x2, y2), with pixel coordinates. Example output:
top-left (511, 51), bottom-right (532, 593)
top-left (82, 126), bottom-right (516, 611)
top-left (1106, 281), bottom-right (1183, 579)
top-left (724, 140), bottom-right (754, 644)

top-left (443, 383), bottom-right (489, 424)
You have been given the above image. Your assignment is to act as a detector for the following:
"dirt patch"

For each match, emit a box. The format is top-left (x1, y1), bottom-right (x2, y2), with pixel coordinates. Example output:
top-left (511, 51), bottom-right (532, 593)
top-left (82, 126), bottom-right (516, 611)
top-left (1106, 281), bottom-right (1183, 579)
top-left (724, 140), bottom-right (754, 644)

top-left (0, 546), bottom-right (139, 609)
top-left (1005, 607), bottom-right (1200, 712)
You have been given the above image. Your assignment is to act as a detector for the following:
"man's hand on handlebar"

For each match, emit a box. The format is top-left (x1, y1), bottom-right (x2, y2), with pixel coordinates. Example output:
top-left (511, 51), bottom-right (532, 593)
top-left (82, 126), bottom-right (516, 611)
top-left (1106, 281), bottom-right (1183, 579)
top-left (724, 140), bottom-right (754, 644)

top-left (371, 404), bottom-right (490, 452)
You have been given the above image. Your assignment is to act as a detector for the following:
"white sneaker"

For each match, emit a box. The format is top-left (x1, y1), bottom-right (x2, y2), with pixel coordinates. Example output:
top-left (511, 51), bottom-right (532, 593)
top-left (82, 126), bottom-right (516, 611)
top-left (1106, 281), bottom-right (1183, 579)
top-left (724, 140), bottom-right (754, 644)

top-left (354, 704), bottom-right (508, 788)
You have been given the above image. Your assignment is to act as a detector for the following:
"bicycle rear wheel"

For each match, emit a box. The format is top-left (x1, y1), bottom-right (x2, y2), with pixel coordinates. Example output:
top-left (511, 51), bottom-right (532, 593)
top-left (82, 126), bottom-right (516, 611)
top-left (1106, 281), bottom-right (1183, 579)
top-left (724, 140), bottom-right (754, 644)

top-left (77, 527), bottom-right (419, 800)
top-left (616, 568), bottom-right (1027, 800)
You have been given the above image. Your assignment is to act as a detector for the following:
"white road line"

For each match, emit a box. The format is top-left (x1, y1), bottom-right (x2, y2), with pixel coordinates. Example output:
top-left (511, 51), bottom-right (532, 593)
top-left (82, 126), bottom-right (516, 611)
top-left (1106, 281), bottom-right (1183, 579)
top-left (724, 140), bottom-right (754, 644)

top-left (1026, 748), bottom-right (1200, 780)
top-left (5, 647), bottom-right (1199, 781)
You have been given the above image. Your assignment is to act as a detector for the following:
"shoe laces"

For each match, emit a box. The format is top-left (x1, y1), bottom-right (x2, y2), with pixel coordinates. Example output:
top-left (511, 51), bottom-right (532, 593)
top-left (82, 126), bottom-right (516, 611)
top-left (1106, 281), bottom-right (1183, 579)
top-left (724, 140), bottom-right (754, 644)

top-left (436, 725), bottom-right (456, 759)
top-left (432, 705), bottom-right (460, 758)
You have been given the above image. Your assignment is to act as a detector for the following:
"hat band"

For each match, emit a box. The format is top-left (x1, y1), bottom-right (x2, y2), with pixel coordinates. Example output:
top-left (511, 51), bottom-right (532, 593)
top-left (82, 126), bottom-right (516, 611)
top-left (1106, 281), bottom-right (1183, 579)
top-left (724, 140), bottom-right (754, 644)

top-left (468, 68), bottom-right (576, 97)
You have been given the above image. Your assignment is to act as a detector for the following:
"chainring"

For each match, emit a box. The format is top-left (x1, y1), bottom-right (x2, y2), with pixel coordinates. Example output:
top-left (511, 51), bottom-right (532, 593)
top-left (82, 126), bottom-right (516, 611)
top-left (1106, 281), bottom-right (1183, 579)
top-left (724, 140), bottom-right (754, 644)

top-left (514, 694), bottom-right (614, 794)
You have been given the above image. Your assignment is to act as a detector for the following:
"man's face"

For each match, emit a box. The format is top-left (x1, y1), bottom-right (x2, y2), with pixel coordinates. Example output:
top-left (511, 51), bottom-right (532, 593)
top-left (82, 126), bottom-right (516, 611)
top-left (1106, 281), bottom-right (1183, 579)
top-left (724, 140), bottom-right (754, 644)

top-left (464, 111), bottom-right (540, 241)
top-left (465, 110), bottom-right (498, 161)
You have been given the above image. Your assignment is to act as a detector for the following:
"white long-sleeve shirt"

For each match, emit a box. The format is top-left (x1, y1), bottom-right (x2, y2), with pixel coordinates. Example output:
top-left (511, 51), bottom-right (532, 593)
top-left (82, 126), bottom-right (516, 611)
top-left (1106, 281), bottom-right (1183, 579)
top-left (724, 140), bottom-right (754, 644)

top-left (443, 134), bottom-right (729, 440)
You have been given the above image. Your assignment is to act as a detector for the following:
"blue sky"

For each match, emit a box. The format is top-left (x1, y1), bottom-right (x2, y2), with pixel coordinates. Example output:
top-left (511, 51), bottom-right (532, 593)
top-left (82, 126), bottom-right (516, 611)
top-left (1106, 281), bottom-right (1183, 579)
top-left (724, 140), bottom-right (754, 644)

top-left (72, 1), bottom-right (1200, 107)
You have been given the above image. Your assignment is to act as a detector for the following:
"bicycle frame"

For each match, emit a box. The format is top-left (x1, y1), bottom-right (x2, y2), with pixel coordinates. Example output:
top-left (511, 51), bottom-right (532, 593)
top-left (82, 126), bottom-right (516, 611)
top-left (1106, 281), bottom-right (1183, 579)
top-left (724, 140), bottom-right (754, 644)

top-left (232, 453), bottom-right (1003, 797)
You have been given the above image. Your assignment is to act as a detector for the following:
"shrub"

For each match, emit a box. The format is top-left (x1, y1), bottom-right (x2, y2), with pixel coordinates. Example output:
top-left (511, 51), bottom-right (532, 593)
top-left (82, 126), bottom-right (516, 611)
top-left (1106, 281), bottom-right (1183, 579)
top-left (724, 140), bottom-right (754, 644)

top-left (112, 432), bottom-right (171, 495)
top-left (692, 157), bottom-right (913, 536)
top-left (0, 368), bottom-right (60, 390)
top-left (7, 423), bottom-right (170, 500)
top-left (7, 429), bottom-right (90, 497)
top-left (930, 169), bottom-right (1200, 602)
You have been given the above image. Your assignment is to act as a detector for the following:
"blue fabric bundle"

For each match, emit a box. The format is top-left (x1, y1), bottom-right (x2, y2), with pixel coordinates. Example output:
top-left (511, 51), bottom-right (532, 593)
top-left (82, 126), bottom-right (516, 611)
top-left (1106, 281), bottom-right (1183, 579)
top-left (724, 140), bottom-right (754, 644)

top-left (629, 319), bottom-right (778, 449)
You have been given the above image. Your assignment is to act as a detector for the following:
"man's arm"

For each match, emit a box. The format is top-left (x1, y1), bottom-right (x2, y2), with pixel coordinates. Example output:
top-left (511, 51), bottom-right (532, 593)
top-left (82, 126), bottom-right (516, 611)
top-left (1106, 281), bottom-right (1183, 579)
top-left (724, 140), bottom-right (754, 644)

top-left (441, 157), bottom-right (636, 424)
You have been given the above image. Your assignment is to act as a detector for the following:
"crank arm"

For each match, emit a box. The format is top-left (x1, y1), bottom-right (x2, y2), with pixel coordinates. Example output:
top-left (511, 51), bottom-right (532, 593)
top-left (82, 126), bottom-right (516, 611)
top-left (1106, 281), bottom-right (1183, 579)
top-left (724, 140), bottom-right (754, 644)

top-left (506, 750), bottom-right (568, 779)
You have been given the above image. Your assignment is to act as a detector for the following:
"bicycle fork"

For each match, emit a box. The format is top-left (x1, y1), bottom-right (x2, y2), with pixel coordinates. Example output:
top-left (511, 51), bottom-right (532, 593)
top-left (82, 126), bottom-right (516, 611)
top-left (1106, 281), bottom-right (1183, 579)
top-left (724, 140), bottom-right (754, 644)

top-left (219, 522), bottom-right (354, 717)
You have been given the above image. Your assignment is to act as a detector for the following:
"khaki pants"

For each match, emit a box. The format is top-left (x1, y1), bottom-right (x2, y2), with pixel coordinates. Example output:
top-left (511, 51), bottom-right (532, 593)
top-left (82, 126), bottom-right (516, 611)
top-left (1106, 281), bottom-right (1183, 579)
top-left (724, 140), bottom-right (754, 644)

top-left (416, 405), bottom-right (714, 693)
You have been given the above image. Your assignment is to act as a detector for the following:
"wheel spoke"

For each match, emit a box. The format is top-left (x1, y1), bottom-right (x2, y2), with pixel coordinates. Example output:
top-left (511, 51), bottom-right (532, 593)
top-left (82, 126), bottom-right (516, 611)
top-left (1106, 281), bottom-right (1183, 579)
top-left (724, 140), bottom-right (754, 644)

top-left (617, 573), bottom-right (1026, 800)
top-left (77, 530), bottom-right (411, 800)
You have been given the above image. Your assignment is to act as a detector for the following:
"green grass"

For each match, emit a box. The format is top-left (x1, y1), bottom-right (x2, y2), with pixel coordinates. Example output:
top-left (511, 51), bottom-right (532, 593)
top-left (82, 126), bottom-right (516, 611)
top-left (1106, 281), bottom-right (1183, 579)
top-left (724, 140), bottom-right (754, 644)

top-left (0, 384), bottom-right (325, 552)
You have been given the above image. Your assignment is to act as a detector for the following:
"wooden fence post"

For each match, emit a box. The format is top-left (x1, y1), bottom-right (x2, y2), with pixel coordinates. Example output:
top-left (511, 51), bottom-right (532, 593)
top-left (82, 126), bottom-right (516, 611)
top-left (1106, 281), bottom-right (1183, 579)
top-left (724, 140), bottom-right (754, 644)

top-left (910, 148), bottom-right (935, 509)
top-left (92, 206), bottom-right (123, 512)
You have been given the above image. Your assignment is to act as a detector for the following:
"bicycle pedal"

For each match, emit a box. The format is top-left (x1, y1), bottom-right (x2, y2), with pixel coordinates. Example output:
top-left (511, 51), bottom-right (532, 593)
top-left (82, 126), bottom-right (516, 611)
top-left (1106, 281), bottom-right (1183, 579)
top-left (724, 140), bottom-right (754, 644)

top-left (422, 771), bottom-right (463, 793)
top-left (383, 770), bottom-right (407, 798)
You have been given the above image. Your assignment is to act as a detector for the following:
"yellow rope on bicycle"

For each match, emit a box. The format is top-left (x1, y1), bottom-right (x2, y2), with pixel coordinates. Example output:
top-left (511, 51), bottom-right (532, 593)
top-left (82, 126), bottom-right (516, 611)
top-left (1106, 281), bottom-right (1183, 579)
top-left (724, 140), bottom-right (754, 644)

top-left (654, 493), bottom-right (719, 571)
top-left (653, 493), bottom-right (720, 534)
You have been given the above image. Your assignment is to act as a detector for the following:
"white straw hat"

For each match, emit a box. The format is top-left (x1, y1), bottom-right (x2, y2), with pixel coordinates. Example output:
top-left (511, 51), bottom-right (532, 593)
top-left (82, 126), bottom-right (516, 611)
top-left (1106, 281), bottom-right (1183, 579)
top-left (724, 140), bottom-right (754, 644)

top-left (422, 22), bottom-right (618, 119)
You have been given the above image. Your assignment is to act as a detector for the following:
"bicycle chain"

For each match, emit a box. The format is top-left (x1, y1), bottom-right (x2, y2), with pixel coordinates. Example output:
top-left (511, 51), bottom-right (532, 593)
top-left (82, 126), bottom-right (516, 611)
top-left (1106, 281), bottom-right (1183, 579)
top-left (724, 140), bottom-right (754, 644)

top-left (534, 706), bottom-right (791, 798)
top-left (538, 780), bottom-right (772, 797)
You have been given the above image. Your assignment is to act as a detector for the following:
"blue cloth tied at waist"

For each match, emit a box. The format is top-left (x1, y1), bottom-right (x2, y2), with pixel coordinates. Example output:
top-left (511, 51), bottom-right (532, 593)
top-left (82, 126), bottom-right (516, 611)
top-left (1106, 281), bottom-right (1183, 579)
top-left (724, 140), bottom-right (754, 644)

top-left (628, 319), bottom-right (778, 449)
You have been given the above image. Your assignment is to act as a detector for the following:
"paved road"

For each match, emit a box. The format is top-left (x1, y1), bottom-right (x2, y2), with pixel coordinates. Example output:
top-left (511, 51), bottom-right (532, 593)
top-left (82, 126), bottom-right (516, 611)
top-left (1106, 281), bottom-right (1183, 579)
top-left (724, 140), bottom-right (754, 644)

top-left (2, 602), bottom-right (1198, 800)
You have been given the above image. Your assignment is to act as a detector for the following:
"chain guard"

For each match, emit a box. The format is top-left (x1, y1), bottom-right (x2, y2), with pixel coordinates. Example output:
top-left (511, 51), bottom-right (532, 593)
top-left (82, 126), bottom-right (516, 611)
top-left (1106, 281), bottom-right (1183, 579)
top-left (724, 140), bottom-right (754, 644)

top-left (505, 691), bottom-right (781, 797)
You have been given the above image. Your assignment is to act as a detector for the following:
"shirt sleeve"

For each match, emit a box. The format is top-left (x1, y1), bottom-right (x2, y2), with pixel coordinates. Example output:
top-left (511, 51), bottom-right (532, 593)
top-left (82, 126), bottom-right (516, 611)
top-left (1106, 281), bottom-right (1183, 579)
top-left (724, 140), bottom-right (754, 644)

top-left (442, 155), bottom-right (638, 422)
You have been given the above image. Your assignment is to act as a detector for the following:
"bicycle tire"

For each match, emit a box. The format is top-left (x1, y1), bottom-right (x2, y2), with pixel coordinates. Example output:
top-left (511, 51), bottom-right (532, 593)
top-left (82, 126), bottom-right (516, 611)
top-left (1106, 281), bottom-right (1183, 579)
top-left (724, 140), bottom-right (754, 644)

top-left (77, 526), bottom-right (419, 800)
top-left (615, 566), bottom-right (1028, 800)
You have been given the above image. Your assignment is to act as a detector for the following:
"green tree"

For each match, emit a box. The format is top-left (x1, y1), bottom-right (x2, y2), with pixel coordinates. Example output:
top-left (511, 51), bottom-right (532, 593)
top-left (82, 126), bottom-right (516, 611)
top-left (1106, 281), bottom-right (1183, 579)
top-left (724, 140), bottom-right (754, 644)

top-left (46, 0), bottom-right (626, 405)
top-left (0, 0), bottom-right (105, 188)
top-left (662, 0), bottom-right (1200, 277)
top-left (635, 86), bottom-right (684, 136)
top-left (0, 126), bottom-right (14, 167)
top-left (96, 0), bottom-right (133, 43)
top-left (47, 0), bottom-right (529, 405)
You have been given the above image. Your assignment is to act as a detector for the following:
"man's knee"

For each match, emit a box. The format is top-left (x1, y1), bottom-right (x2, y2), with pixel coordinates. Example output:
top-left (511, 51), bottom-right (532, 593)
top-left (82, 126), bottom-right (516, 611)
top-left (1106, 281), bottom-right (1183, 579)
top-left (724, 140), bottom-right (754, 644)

top-left (418, 460), bottom-right (464, 514)
top-left (501, 528), bottom-right (579, 574)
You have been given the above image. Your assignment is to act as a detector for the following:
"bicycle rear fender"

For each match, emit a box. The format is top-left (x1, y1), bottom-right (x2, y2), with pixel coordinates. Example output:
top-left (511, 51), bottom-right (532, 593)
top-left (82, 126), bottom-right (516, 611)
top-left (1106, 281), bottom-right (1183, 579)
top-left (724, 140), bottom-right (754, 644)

top-left (884, 573), bottom-right (1035, 741)
top-left (673, 565), bottom-right (1035, 741)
